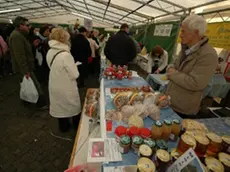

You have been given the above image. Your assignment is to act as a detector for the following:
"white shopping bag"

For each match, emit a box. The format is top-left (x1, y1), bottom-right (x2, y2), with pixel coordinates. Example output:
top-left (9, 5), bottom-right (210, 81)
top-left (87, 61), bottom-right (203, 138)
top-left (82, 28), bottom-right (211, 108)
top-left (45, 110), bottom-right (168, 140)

top-left (20, 76), bottom-right (39, 103)
top-left (36, 49), bottom-right (43, 66)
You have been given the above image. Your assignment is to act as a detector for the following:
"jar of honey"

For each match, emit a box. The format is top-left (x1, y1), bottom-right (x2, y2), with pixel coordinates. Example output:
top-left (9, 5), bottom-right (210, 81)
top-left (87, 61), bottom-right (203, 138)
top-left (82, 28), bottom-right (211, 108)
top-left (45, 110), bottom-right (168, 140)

top-left (206, 132), bottom-right (222, 156)
top-left (177, 134), bottom-right (196, 155)
top-left (119, 135), bottom-right (131, 154)
top-left (143, 138), bottom-right (156, 151)
top-left (132, 136), bottom-right (143, 153)
top-left (156, 139), bottom-right (168, 151)
top-left (194, 134), bottom-right (210, 157)
top-left (170, 119), bottom-right (181, 141)
top-left (151, 121), bottom-right (163, 140)
top-left (205, 157), bottom-right (224, 172)
top-left (155, 149), bottom-right (170, 172)
top-left (218, 152), bottom-right (230, 171)
top-left (137, 157), bottom-right (156, 172)
top-left (171, 148), bottom-right (180, 162)
top-left (162, 120), bottom-right (172, 141)
top-left (222, 135), bottom-right (230, 154)
top-left (138, 144), bottom-right (153, 158)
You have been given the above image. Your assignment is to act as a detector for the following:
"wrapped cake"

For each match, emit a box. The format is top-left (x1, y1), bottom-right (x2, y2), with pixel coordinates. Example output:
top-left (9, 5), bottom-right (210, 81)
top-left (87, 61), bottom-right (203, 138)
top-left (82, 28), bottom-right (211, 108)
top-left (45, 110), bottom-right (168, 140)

top-left (133, 104), bottom-right (148, 119)
top-left (121, 105), bottom-right (135, 123)
top-left (113, 92), bottom-right (129, 110)
top-left (128, 115), bottom-right (144, 128)
top-left (105, 110), bottom-right (123, 121)
top-left (129, 93), bottom-right (145, 105)
top-left (155, 93), bottom-right (171, 108)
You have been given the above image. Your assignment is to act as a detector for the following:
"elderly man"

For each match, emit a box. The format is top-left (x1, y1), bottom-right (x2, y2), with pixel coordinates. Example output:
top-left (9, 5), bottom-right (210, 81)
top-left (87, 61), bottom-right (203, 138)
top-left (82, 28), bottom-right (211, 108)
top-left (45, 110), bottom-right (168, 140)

top-left (166, 14), bottom-right (217, 118)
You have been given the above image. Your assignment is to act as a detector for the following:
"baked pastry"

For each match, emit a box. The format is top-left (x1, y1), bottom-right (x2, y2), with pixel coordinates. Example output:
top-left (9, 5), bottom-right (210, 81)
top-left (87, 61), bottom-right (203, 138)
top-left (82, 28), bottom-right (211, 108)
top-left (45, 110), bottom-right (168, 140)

top-left (121, 105), bottom-right (135, 123)
top-left (128, 115), bottom-right (144, 128)
top-left (147, 104), bottom-right (160, 121)
top-left (129, 93), bottom-right (144, 105)
top-left (105, 110), bottom-right (123, 121)
top-left (133, 104), bottom-right (148, 119)
top-left (113, 92), bottom-right (129, 109)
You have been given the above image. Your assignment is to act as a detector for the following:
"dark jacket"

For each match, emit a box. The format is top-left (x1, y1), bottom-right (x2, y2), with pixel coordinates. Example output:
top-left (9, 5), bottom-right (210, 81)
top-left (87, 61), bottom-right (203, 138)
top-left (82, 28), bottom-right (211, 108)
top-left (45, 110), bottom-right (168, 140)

top-left (9, 30), bottom-right (34, 75)
top-left (71, 34), bottom-right (91, 63)
top-left (104, 31), bottom-right (137, 65)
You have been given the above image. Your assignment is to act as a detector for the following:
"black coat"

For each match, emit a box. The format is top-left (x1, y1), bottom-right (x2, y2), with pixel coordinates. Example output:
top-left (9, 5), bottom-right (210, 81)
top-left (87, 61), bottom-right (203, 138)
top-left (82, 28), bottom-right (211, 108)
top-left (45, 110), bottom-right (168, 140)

top-left (104, 31), bottom-right (137, 65)
top-left (71, 34), bottom-right (91, 63)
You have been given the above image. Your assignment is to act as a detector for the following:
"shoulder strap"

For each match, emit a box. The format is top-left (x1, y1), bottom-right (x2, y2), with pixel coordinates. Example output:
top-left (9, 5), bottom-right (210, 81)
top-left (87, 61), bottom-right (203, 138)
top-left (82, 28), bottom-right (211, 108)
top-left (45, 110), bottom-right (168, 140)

top-left (50, 50), bottom-right (66, 68)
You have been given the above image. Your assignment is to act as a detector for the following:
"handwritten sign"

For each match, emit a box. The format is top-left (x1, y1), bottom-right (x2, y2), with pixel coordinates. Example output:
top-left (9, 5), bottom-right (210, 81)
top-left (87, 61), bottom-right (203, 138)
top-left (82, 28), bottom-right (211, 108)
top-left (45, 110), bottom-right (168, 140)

top-left (154, 24), bottom-right (173, 37)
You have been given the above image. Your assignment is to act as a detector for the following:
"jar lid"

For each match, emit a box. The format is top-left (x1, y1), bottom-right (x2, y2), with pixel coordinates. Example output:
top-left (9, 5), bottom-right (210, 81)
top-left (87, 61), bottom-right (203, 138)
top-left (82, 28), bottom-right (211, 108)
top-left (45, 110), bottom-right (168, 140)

top-left (132, 136), bottom-right (143, 145)
top-left (206, 132), bottom-right (222, 143)
top-left (156, 139), bottom-right (168, 150)
top-left (137, 157), bottom-right (156, 172)
top-left (222, 135), bottom-right (230, 144)
top-left (164, 119), bottom-right (172, 125)
top-left (205, 157), bottom-right (224, 172)
top-left (156, 149), bottom-right (170, 162)
top-left (181, 134), bottom-right (196, 148)
top-left (139, 144), bottom-right (152, 157)
top-left (144, 138), bottom-right (156, 148)
top-left (115, 126), bottom-right (127, 136)
top-left (140, 128), bottom-right (151, 137)
top-left (218, 152), bottom-right (230, 167)
top-left (128, 126), bottom-right (139, 136)
top-left (194, 134), bottom-right (210, 145)
top-left (173, 119), bottom-right (180, 124)
top-left (171, 148), bottom-right (180, 160)
top-left (120, 135), bottom-right (131, 145)
top-left (155, 121), bottom-right (162, 127)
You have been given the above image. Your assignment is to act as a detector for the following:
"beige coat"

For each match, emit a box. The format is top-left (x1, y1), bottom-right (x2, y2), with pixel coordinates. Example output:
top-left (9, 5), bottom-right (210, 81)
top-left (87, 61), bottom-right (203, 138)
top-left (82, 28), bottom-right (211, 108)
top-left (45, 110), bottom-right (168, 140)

top-left (166, 37), bottom-right (218, 115)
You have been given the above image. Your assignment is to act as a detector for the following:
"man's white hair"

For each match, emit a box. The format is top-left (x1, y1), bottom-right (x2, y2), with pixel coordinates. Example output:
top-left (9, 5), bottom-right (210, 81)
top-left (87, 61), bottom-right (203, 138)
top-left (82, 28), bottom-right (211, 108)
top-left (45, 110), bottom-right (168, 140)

top-left (182, 14), bottom-right (207, 37)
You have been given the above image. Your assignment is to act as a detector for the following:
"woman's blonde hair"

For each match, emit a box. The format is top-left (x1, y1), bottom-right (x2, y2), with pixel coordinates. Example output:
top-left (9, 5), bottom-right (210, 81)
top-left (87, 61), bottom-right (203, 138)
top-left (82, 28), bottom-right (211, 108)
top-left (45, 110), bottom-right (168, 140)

top-left (49, 27), bottom-right (70, 44)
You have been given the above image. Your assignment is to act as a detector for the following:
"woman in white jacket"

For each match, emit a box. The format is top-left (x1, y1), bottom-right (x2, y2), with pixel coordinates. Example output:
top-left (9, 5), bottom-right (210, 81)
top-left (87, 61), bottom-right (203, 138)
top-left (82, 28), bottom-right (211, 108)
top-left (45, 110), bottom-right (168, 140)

top-left (47, 28), bottom-right (81, 132)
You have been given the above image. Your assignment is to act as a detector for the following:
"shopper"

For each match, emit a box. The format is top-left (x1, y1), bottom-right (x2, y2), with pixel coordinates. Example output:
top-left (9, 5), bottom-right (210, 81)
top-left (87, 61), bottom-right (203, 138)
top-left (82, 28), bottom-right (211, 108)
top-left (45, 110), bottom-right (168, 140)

top-left (71, 27), bottom-right (91, 87)
top-left (0, 31), bottom-right (8, 78)
top-left (91, 30), bottom-right (100, 74)
top-left (9, 16), bottom-right (47, 108)
top-left (47, 28), bottom-right (81, 132)
top-left (166, 14), bottom-right (217, 117)
top-left (151, 45), bottom-right (168, 74)
top-left (104, 23), bottom-right (137, 66)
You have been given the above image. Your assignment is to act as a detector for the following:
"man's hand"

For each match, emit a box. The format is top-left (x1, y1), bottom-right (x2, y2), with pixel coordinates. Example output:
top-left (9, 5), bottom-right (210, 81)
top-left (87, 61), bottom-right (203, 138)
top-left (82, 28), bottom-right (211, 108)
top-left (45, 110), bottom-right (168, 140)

top-left (25, 73), bottom-right (31, 79)
top-left (167, 67), bottom-right (177, 80)
top-left (154, 69), bottom-right (160, 74)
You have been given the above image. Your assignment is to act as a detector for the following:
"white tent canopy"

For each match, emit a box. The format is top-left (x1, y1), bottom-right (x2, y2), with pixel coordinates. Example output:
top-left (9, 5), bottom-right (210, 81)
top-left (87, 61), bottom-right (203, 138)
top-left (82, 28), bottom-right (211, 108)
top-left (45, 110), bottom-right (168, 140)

top-left (0, 0), bottom-right (229, 27)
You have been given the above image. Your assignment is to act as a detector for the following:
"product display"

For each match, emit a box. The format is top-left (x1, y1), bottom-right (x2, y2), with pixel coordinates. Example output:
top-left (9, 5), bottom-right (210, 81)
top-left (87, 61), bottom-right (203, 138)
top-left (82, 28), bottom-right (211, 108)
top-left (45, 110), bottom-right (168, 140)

top-left (137, 157), bottom-right (156, 172)
top-left (162, 120), bottom-right (172, 141)
top-left (218, 152), bottom-right (230, 171)
top-left (113, 92), bottom-right (130, 110)
top-left (120, 105), bottom-right (135, 123)
top-left (222, 135), bottom-right (230, 154)
top-left (152, 121), bottom-right (163, 140)
top-left (205, 157), bottom-right (224, 172)
top-left (155, 149), bottom-right (170, 172)
top-left (154, 93), bottom-right (171, 108)
top-left (103, 65), bottom-right (132, 80)
top-left (177, 134), bottom-right (196, 155)
top-left (206, 132), bottom-right (222, 156)
top-left (128, 115), bottom-right (144, 128)
top-left (85, 102), bottom-right (98, 117)
top-left (119, 135), bottom-right (131, 154)
top-left (105, 110), bottom-right (123, 121)
top-left (84, 89), bottom-right (100, 117)
top-left (139, 144), bottom-right (153, 158)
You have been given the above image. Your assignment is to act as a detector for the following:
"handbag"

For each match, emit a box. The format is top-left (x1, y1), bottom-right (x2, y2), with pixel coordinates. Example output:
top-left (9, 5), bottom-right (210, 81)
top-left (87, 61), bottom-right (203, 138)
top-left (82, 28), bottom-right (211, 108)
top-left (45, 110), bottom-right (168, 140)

top-left (49, 50), bottom-right (67, 68)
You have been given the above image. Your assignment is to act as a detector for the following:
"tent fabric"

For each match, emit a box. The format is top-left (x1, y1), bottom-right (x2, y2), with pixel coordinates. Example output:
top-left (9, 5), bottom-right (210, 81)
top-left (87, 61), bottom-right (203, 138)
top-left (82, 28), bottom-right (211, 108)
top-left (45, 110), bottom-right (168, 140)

top-left (0, 0), bottom-right (223, 26)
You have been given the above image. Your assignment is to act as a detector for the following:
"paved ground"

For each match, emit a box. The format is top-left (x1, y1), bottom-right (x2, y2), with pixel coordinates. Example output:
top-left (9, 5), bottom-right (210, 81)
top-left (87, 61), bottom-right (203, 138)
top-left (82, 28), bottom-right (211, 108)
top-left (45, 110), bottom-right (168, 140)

top-left (0, 64), bottom-right (146, 172)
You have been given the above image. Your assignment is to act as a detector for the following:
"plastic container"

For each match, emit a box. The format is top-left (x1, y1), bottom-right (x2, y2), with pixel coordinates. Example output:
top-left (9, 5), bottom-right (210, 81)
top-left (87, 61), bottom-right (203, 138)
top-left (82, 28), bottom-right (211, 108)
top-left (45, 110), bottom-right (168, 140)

top-left (115, 126), bottom-right (127, 141)
top-left (127, 126), bottom-right (139, 137)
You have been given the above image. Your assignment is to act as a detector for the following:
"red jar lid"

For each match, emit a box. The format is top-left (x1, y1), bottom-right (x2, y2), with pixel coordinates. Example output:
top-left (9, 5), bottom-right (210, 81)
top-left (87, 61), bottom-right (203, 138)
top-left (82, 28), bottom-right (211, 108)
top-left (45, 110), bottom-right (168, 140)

top-left (127, 126), bottom-right (139, 137)
top-left (115, 126), bottom-right (127, 137)
top-left (140, 128), bottom-right (151, 138)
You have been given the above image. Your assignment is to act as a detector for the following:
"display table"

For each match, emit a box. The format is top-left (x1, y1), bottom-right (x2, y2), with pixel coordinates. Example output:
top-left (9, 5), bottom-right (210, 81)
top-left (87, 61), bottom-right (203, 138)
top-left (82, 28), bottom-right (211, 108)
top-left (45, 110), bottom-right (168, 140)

top-left (147, 73), bottom-right (230, 98)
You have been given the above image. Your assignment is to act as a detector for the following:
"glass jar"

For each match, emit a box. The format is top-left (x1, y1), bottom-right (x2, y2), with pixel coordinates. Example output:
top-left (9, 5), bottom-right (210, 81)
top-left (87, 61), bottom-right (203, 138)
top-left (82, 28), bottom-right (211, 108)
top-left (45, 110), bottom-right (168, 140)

top-left (206, 132), bottom-right (222, 156)
top-left (132, 136), bottom-right (143, 153)
top-left (170, 119), bottom-right (181, 141)
top-left (222, 135), bottom-right (230, 154)
top-left (137, 157), bottom-right (156, 172)
top-left (177, 134), bottom-right (196, 155)
top-left (119, 135), bottom-right (131, 154)
top-left (114, 126), bottom-right (127, 141)
top-left (155, 149), bottom-right (170, 172)
top-left (205, 157), bottom-right (224, 172)
top-left (162, 120), bottom-right (172, 141)
top-left (194, 134), bottom-right (210, 157)
top-left (218, 152), bottom-right (230, 172)
top-left (138, 144), bottom-right (153, 158)
top-left (156, 139), bottom-right (168, 151)
top-left (143, 138), bottom-right (156, 151)
top-left (127, 126), bottom-right (139, 138)
top-left (140, 128), bottom-right (152, 139)
top-left (151, 121), bottom-right (163, 140)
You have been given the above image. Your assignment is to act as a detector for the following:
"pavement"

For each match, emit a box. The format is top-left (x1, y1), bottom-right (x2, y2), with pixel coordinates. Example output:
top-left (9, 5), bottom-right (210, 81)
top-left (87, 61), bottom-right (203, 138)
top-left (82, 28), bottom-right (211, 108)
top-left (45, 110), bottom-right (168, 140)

top-left (0, 74), bottom-right (99, 172)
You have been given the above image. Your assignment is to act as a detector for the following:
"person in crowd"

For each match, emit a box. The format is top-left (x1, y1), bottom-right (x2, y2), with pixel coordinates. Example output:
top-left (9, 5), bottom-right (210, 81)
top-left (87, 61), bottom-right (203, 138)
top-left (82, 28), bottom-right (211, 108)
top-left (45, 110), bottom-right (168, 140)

top-left (47, 28), bottom-right (81, 132)
top-left (0, 29), bottom-right (8, 78)
top-left (28, 27), bottom-right (40, 58)
top-left (36, 25), bottom-right (50, 84)
top-left (92, 29), bottom-right (100, 45)
top-left (151, 45), bottom-right (168, 74)
top-left (71, 27), bottom-right (91, 87)
top-left (91, 29), bottom-right (100, 74)
top-left (9, 16), bottom-right (47, 108)
top-left (166, 14), bottom-right (217, 118)
top-left (87, 31), bottom-right (99, 75)
top-left (104, 23), bottom-right (137, 66)
top-left (74, 20), bottom-right (80, 34)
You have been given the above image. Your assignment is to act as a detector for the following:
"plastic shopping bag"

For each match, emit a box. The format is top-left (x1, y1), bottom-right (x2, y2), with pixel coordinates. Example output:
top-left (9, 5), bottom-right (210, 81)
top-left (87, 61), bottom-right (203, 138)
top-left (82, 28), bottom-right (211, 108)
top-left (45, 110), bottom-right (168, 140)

top-left (20, 76), bottom-right (39, 103)
top-left (36, 49), bottom-right (43, 66)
